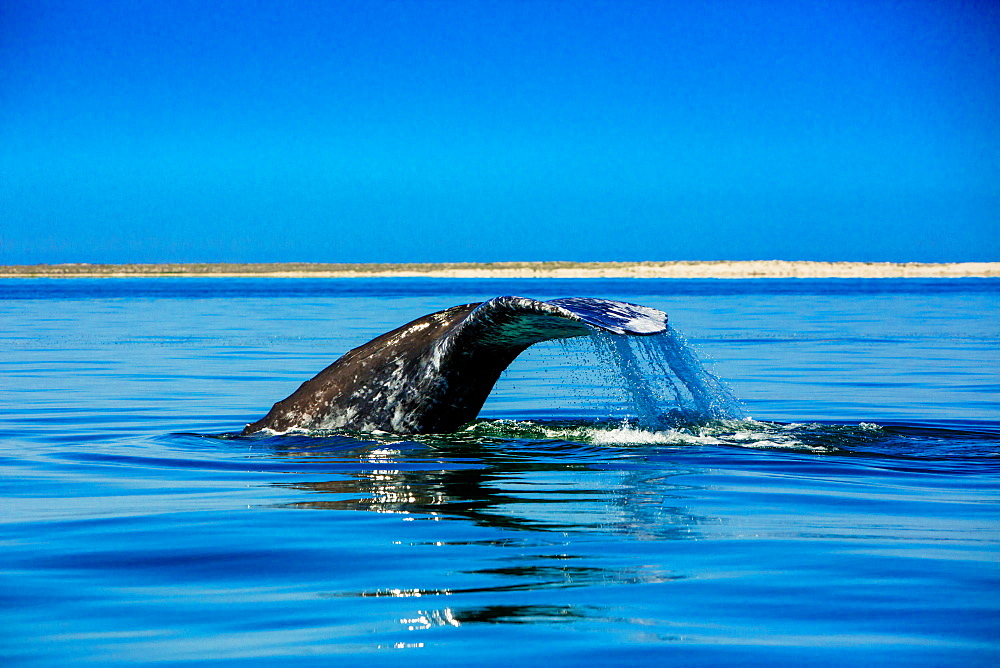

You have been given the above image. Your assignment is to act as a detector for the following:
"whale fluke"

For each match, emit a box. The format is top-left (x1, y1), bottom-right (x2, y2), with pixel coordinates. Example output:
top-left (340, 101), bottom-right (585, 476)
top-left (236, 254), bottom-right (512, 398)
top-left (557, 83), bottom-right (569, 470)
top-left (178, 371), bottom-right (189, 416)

top-left (242, 296), bottom-right (667, 435)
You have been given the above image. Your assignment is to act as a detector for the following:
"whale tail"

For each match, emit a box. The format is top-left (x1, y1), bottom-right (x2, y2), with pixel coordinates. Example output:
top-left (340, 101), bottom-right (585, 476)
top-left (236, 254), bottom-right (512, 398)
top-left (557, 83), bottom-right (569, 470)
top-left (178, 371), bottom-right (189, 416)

top-left (243, 296), bottom-right (667, 435)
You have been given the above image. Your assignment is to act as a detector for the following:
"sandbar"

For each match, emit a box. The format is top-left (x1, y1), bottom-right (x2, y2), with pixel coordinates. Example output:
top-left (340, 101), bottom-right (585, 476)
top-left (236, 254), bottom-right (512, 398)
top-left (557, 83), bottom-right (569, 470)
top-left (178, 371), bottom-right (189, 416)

top-left (1, 261), bottom-right (997, 279)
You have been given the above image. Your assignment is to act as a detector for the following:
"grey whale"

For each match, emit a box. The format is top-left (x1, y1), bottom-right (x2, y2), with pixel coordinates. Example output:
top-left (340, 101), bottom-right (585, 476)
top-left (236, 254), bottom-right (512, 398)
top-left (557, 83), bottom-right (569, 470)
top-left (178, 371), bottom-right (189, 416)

top-left (242, 296), bottom-right (668, 435)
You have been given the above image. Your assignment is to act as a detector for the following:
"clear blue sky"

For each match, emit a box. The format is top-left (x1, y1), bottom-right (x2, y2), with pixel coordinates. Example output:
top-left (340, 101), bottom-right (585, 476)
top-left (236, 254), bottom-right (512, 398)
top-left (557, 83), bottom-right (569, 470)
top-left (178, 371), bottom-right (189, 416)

top-left (2, 0), bottom-right (997, 264)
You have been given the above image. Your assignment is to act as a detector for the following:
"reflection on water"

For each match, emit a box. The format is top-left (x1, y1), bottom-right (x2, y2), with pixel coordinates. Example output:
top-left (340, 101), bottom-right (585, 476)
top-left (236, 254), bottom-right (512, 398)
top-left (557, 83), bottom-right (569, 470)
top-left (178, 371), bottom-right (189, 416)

top-left (395, 604), bottom-right (597, 631)
top-left (329, 559), bottom-right (682, 600)
top-left (256, 427), bottom-right (700, 632)
top-left (268, 433), bottom-right (708, 536)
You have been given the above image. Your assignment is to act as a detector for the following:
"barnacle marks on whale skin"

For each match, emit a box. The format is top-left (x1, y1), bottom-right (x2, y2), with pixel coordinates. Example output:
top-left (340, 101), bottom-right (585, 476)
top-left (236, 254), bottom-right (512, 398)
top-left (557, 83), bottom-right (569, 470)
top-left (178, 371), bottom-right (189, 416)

top-left (458, 296), bottom-right (667, 347)
top-left (546, 297), bottom-right (668, 335)
top-left (457, 296), bottom-right (592, 348)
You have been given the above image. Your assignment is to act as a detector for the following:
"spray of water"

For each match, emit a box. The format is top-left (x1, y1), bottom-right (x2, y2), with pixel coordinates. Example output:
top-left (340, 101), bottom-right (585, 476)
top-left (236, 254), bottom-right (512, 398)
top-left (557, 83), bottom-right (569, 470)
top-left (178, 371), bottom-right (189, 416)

top-left (586, 327), bottom-right (746, 428)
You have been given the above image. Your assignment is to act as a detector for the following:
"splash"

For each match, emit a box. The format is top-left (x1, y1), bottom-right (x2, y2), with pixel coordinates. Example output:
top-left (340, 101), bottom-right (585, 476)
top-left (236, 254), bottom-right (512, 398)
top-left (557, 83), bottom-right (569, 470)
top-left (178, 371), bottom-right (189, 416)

top-left (459, 418), bottom-right (889, 454)
top-left (585, 327), bottom-right (746, 428)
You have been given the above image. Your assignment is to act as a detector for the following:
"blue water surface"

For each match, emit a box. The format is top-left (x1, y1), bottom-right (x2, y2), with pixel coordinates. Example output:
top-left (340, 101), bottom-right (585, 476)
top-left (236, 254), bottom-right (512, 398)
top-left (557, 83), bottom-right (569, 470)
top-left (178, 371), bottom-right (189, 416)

top-left (1, 278), bottom-right (998, 666)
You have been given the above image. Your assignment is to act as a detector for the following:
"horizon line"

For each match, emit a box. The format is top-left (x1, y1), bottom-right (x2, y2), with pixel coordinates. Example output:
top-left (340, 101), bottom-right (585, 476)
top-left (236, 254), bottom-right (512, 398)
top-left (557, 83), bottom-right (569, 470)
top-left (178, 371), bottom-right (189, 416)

top-left (1, 260), bottom-right (997, 279)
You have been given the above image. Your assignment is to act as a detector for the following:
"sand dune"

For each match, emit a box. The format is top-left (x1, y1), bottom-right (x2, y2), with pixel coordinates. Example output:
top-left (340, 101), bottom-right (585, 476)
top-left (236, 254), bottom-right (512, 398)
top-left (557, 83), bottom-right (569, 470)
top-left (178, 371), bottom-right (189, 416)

top-left (2, 261), bottom-right (997, 279)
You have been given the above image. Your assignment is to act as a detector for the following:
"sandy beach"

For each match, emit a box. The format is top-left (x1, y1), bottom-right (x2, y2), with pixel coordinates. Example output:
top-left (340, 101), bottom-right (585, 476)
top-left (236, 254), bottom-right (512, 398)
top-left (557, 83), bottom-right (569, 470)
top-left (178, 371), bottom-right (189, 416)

top-left (1, 261), bottom-right (997, 279)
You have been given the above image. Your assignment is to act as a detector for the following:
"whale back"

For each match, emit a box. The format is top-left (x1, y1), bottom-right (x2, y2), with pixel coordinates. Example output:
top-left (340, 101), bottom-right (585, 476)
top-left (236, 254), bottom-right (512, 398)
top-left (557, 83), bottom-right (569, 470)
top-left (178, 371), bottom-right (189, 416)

top-left (243, 296), bottom-right (667, 435)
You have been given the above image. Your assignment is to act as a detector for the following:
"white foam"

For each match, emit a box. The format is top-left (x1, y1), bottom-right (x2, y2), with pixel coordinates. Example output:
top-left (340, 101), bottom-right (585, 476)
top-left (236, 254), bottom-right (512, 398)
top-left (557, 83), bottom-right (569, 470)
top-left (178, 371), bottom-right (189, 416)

top-left (586, 427), bottom-right (724, 445)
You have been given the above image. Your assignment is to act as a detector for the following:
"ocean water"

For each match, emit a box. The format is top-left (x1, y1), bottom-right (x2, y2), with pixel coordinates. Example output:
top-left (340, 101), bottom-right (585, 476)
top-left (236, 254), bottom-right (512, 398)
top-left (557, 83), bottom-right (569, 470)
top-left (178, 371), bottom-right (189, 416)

top-left (1, 278), bottom-right (998, 666)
